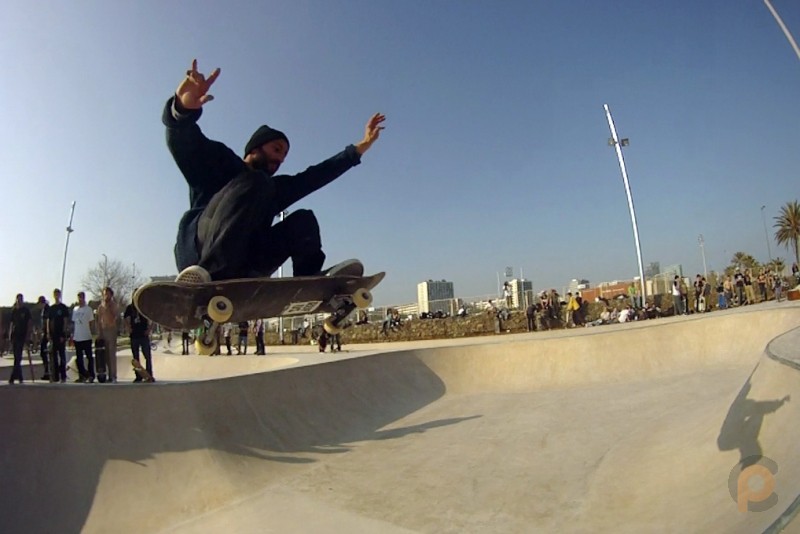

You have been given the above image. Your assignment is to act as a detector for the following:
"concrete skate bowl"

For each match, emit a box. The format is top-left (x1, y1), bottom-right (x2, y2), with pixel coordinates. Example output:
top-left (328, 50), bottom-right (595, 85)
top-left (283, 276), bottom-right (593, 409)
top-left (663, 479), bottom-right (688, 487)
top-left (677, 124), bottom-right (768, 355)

top-left (1, 304), bottom-right (800, 533)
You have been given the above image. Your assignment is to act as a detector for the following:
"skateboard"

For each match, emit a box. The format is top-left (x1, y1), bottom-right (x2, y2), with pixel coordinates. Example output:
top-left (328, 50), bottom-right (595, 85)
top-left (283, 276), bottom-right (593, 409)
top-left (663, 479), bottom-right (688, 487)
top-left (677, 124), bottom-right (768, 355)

top-left (134, 271), bottom-right (385, 355)
top-left (94, 337), bottom-right (107, 383)
top-left (131, 359), bottom-right (154, 382)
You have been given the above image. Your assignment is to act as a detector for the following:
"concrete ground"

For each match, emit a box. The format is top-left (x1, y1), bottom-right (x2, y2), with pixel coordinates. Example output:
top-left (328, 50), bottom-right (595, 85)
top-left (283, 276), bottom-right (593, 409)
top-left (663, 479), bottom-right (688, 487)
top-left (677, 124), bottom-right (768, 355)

top-left (2, 302), bottom-right (800, 533)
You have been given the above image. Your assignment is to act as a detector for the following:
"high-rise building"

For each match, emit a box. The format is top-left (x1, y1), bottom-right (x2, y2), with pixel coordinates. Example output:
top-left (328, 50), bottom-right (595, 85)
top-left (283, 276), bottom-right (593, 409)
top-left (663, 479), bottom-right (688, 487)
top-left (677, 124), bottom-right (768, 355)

top-left (417, 280), bottom-right (455, 315)
top-left (507, 278), bottom-right (533, 308)
top-left (644, 262), bottom-right (661, 279)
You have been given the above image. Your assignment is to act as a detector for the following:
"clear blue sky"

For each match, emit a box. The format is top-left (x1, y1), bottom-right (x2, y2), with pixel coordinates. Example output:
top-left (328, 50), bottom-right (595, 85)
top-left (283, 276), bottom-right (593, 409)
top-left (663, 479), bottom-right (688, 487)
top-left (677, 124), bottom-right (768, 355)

top-left (1, 0), bottom-right (798, 307)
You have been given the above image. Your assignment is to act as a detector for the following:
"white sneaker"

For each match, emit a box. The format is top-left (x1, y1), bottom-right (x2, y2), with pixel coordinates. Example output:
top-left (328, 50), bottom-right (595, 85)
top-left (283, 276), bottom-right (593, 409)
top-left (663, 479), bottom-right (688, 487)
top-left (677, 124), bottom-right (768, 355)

top-left (323, 259), bottom-right (364, 277)
top-left (175, 265), bottom-right (211, 284)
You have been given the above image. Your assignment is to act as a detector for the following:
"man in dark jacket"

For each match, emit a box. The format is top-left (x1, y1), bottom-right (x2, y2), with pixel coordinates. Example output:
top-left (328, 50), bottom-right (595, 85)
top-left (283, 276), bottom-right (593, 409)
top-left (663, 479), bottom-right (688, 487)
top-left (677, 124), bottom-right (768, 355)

top-left (165, 59), bottom-right (385, 283)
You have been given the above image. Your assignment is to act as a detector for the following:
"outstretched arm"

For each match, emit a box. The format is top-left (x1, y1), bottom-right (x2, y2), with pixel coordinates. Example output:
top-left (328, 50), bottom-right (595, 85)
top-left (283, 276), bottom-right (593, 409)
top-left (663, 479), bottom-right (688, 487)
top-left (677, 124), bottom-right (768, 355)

top-left (274, 113), bottom-right (387, 210)
top-left (164, 60), bottom-right (244, 193)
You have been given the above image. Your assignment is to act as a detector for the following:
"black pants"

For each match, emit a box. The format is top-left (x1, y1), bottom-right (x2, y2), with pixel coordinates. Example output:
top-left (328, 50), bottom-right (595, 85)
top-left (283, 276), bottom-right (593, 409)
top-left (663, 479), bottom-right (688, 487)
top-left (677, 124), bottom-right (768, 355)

top-left (11, 339), bottom-right (25, 382)
top-left (131, 336), bottom-right (153, 377)
top-left (255, 332), bottom-right (265, 355)
top-left (50, 337), bottom-right (67, 381)
top-left (526, 316), bottom-right (536, 331)
top-left (40, 336), bottom-right (50, 373)
top-left (225, 336), bottom-right (232, 355)
top-left (197, 172), bottom-right (325, 279)
top-left (74, 339), bottom-right (94, 379)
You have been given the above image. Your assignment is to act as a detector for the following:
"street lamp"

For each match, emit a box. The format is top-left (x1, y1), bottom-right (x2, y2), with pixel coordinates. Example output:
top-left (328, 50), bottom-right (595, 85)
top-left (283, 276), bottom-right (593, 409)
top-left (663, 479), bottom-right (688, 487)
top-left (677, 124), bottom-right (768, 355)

top-left (102, 253), bottom-right (108, 288)
top-left (698, 234), bottom-right (708, 279)
top-left (278, 210), bottom-right (288, 343)
top-left (764, 0), bottom-right (800, 62)
top-left (604, 104), bottom-right (647, 305)
top-left (60, 201), bottom-right (76, 293)
top-left (761, 205), bottom-right (773, 263)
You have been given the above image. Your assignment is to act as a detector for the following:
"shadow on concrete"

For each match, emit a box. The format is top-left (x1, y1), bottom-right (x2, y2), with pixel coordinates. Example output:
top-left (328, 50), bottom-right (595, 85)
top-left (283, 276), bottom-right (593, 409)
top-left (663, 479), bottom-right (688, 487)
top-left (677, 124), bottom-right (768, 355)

top-left (0, 351), bottom-right (457, 533)
top-left (717, 370), bottom-right (791, 468)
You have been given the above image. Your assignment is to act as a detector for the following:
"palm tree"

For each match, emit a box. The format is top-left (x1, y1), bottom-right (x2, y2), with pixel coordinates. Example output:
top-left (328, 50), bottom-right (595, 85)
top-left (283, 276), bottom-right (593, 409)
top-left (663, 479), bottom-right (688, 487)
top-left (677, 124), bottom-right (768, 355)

top-left (773, 200), bottom-right (800, 266)
top-left (728, 252), bottom-right (758, 274)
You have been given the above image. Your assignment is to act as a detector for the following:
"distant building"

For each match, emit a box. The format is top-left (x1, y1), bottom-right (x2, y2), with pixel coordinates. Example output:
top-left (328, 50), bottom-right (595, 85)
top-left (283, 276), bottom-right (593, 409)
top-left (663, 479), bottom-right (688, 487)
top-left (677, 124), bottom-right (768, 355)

top-left (507, 278), bottom-right (533, 308)
top-left (417, 280), bottom-right (455, 315)
top-left (566, 278), bottom-right (590, 295)
top-left (394, 303), bottom-right (419, 318)
top-left (644, 262), bottom-right (661, 279)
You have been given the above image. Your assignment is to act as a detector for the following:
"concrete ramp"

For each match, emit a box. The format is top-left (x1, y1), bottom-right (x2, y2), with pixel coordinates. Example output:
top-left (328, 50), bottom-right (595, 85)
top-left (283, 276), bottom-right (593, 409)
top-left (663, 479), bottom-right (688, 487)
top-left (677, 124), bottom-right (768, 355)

top-left (2, 305), bottom-right (800, 533)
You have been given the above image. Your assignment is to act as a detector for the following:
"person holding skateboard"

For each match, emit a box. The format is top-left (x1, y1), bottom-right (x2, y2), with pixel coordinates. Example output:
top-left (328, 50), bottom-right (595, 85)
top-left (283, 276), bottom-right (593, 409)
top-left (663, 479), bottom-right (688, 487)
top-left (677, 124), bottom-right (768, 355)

top-left (8, 294), bottom-right (32, 384)
top-left (164, 59), bottom-right (386, 284)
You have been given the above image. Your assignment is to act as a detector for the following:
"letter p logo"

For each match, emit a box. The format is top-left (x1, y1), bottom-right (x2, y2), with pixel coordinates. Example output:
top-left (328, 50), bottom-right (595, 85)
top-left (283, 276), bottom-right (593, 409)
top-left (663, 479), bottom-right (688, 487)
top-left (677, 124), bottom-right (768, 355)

top-left (729, 456), bottom-right (778, 513)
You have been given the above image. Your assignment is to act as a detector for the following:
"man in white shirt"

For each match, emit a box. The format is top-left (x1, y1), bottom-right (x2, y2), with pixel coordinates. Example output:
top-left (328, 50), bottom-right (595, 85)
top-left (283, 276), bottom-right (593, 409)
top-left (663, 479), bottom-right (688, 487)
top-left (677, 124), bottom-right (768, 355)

top-left (71, 291), bottom-right (96, 382)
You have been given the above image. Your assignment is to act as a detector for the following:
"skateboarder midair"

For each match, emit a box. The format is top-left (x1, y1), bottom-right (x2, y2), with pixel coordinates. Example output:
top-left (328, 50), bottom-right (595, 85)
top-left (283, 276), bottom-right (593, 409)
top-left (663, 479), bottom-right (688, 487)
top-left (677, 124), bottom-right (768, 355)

top-left (165, 59), bottom-right (386, 284)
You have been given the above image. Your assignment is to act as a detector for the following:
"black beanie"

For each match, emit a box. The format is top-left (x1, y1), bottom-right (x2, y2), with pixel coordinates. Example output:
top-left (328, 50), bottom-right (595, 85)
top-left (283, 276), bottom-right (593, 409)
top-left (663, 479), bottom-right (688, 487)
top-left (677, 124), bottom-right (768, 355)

top-left (244, 125), bottom-right (290, 156)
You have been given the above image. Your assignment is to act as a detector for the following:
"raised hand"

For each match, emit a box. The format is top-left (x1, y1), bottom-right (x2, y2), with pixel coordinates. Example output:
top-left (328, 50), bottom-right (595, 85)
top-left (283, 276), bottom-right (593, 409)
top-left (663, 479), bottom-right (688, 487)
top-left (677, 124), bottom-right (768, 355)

top-left (176, 59), bottom-right (221, 110)
top-left (355, 113), bottom-right (386, 155)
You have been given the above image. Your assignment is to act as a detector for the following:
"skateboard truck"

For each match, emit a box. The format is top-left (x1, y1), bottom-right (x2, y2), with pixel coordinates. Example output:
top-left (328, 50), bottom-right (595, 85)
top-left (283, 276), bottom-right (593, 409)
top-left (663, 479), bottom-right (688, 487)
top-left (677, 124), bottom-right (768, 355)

top-left (322, 287), bottom-right (373, 335)
top-left (196, 295), bottom-right (234, 355)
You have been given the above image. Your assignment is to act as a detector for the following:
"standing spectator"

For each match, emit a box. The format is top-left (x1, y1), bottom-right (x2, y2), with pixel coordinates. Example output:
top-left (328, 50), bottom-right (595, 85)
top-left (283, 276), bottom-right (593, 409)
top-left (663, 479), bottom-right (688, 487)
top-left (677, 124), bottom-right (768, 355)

top-left (37, 296), bottom-right (51, 381)
top-left (222, 323), bottom-right (232, 355)
top-left (757, 271), bottom-right (768, 302)
top-left (723, 276), bottom-right (734, 307)
top-left (693, 275), bottom-right (704, 313)
top-left (330, 332), bottom-right (342, 352)
top-left (124, 299), bottom-right (154, 382)
top-left (96, 287), bottom-right (119, 383)
top-left (8, 294), bottom-right (32, 384)
top-left (254, 319), bottom-right (265, 355)
top-left (487, 301), bottom-right (501, 333)
top-left (503, 282), bottom-right (513, 308)
top-left (317, 328), bottom-right (329, 353)
top-left (525, 302), bottom-right (536, 332)
top-left (46, 288), bottom-right (70, 383)
top-left (237, 321), bottom-right (249, 354)
top-left (792, 262), bottom-right (799, 285)
top-left (181, 330), bottom-right (190, 355)
top-left (382, 309), bottom-right (393, 336)
top-left (71, 291), bottom-right (95, 382)
top-left (774, 274), bottom-right (784, 302)
top-left (734, 268), bottom-right (746, 306)
top-left (565, 292), bottom-right (579, 327)
top-left (627, 283), bottom-right (637, 309)
top-left (574, 292), bottom-right (585, 326)
top-left (549, 289), bottom-right (561, 325)
top-left (744, 269), bottom-right (756, 307)
top-left (672, 276), bottom-right (683, 316)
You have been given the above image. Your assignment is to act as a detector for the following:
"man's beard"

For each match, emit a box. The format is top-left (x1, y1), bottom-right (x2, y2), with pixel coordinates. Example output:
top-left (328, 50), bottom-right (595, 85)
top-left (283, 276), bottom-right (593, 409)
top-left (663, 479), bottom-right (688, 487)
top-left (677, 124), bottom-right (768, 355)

top-left (249, 150), bottom-right (279, 176)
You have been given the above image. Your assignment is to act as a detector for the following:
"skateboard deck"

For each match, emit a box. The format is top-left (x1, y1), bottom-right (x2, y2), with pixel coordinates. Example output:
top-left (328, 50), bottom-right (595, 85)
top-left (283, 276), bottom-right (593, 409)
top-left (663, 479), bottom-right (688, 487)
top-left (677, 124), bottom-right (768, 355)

top-left (131, 359), bottom-right (154, 382)
top-left (134, 272), bottom-right (386, 331)
top-left (94, 338), bottom-right (107, 383)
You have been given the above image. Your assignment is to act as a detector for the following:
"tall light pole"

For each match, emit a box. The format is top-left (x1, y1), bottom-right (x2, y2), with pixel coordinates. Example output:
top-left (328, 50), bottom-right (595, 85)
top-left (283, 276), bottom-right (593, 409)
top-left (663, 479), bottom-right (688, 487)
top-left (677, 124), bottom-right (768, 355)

top-left (761, 205), bottom-right (773, 263)
top-left (278, 210), bottom-right (288, 344)
top-left (102, 253), bottom-right (108, 288)
top-left (60, 201), bottom-right (76, 293)
top-left (698, 234), bottom-right (708, 279)
top-left (764, 0), bottom-right (800, 62)
top-left (604, 104), bottom-right (647, 304)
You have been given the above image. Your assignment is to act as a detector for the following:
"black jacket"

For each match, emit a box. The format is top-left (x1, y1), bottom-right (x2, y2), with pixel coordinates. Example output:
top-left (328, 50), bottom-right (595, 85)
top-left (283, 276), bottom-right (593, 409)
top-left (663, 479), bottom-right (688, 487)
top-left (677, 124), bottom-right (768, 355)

top-left (163, 97), bottom-right (362, 270)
